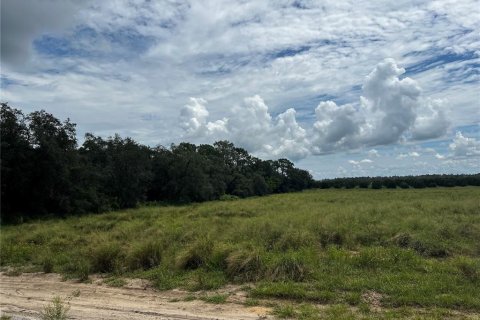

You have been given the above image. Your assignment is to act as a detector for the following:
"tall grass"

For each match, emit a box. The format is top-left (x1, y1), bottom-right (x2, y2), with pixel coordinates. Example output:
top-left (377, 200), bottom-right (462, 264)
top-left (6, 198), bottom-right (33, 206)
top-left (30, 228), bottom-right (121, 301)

top-left (1, 187), bottom-right (480, 310)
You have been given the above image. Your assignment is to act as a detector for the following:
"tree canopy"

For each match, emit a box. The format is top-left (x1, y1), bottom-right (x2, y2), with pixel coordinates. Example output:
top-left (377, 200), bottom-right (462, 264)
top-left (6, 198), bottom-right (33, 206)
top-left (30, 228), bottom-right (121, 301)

top-left (1, 103), bottom-right (313, 223)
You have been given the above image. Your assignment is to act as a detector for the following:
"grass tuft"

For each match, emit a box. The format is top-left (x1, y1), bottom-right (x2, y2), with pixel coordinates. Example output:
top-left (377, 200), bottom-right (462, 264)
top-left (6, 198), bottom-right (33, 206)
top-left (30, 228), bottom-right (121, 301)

top-left (127, 240), bottom-right (162, 271)
top-left (201, 294), bottom-right (228, 304)
top-left (40, 296), bottom-right (70, 320)
top-left (226, 248), bottom-right (264, 282)
top-left (175, 237), bottom-right (213, 270)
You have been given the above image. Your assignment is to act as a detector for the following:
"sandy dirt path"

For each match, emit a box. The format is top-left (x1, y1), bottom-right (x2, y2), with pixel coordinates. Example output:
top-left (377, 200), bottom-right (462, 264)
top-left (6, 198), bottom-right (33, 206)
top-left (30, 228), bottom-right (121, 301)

top-left (0, 272), bottom-right (272, 320)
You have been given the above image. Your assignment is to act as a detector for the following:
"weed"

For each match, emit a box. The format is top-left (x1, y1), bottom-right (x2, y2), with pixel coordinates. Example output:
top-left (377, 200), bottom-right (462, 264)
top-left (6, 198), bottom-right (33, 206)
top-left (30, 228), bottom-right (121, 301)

top-left (40, 296), bottom-right (70, 320)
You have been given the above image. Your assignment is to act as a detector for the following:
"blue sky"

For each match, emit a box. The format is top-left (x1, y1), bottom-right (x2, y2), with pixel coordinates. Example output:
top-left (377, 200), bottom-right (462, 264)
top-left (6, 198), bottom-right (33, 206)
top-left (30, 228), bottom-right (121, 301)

top-left (1, 0), bottom-right (479, 178)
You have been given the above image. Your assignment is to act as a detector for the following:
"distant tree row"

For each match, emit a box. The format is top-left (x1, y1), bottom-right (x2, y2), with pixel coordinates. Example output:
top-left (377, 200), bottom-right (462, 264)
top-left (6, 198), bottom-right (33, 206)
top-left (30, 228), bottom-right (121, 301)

top-left (314, 174), bottom-right (480, 189)
top-left (1, 104), bottom-right (313, 223)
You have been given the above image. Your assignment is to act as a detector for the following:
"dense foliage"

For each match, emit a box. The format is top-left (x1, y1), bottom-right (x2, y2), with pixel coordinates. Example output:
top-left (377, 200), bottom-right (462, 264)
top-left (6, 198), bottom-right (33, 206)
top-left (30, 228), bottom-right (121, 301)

top-left (1, 104), bottom-right (313, 223)
top-left (315, 174), bottom-right (480, 189)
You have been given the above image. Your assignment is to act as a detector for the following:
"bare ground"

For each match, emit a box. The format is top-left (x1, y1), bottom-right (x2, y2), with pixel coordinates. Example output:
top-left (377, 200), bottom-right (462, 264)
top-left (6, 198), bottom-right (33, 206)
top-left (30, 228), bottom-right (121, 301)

top-left (0, 272), bottom-right (272, 320)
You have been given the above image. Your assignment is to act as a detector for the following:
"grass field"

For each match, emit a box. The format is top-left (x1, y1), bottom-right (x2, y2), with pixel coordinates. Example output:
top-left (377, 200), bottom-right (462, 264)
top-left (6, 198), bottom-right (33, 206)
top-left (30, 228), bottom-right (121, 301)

top-left (1, 187), bottom-right (480, 319)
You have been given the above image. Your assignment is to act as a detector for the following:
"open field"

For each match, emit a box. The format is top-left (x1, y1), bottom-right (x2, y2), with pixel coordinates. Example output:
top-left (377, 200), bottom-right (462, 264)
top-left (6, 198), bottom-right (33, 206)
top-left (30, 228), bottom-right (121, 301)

top-left (1, 187), bottom-right (480, 319)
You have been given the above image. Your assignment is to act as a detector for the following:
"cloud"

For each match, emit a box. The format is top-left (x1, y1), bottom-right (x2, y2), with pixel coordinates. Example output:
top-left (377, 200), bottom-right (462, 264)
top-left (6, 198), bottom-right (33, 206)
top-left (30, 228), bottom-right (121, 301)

top-left (359, 59), bottom-right (450, 145)
top-left (1, 0), bottom-right (478, 177)
top-left (0, 0), bottom-right (88, 67)
top-left (311, 101), bottom-right (360, 153)
top-left (180, 97), bottom-right (228, 137)
top-left (449, 131), bottom-right (480, 157)
top-left (368, 149), bottom-right (379, 158)
top-left (411, 99), bottom-right (449, 140)
top-left (180, 58), bottom-right (452, 160)
top-left (179, 94), bottom-right (309, 160)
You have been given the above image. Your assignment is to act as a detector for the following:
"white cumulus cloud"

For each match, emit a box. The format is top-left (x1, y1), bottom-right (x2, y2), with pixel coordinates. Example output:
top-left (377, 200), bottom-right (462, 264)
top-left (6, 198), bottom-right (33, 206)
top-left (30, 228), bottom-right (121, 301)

top-left (180, 59), bottom-right (452, 160)
top-left (449, 131), bottom-right (480, 157)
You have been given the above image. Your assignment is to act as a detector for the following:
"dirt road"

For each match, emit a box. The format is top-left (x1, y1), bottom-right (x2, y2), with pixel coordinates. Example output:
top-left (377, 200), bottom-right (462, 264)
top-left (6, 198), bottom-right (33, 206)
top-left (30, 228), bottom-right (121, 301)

top-left (0, 272), bottom-right (272, 320)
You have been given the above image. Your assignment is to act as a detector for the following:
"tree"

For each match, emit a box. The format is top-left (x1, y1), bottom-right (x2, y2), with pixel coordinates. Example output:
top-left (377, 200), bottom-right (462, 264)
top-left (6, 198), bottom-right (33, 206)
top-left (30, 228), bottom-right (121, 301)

top-left (1, 104), bottom-right (32, 222)
top-left (27, 110), bottom-right (78, 215)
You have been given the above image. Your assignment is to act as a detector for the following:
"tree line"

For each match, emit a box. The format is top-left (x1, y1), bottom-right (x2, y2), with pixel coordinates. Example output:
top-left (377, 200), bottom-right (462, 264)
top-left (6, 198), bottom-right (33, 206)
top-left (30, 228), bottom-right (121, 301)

top-left (314, 174), bottom-right (480, 189)
top-left (1, 103), bottom-right (313, 223)
top-left (2, 103), bottom-right (479, 223)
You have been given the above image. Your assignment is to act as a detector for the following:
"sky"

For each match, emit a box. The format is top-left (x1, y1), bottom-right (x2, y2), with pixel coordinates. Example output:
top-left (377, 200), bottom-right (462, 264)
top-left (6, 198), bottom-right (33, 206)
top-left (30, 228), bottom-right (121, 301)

top-left (1, 0), bottom-right (479, 179)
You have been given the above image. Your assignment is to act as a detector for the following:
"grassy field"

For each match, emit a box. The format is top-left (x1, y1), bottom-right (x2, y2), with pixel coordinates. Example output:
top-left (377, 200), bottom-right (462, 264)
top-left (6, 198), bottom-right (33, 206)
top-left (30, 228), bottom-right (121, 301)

top-left (1, 187), bottom-right (480, 319)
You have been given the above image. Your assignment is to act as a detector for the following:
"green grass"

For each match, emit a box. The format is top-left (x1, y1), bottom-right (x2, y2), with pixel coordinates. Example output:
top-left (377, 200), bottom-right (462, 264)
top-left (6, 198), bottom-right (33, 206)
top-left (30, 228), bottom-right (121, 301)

top-left (201, 293), bottom-right (229, 304)
top-left (1, 187), bottom-right (480, 314)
